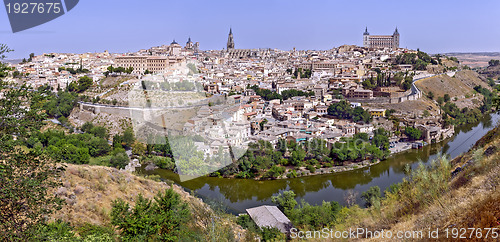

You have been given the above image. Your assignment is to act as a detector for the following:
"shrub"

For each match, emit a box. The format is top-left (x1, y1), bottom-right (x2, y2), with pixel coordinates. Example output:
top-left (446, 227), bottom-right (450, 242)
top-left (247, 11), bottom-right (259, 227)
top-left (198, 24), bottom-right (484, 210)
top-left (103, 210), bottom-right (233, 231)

top-left (111, 189), bottom-right (190, 241)
top-left (151, 156), bottom-right (175, 170)
top-left (361, 186), bottom-right (381, 208)
top-left (288, 201), bottom-right (341, 229)
top-left (262, 165), bottom-right (285, 179)
top-left (271, 191), bottom-right (297, 214)
top-left (286, 170), bottom-right (298, 178)
top-left (386, 157), bottom-right (451, 216)
top-left (76, 223), bottom-right (116, 240)
top-left (260, 227), bottom-right (284, 241)
top-left (33, 220), bottom-right (75, 241)
top-left (236, 215), bottom-right (257, 230)
top-left (444, 93), bottom-right (451, 103)
top-left (109, 149), bottom-right (129, 169)
top-left (405, 126), bottom-right (422, 140)
top-left (306, 164), bottom-right (316, 173)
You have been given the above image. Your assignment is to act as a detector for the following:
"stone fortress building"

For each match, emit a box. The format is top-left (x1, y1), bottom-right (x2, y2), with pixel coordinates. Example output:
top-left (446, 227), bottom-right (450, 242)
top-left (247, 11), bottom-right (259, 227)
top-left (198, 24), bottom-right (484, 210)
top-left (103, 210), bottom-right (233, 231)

top-left (115, 38), bottom-right (197, 74)
top-left (363, 27), bottom-right (400, 49)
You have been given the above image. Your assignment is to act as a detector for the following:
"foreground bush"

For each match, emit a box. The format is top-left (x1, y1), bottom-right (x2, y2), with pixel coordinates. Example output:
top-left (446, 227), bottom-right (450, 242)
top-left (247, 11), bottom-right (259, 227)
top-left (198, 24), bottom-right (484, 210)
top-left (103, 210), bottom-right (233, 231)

top-left (110, 188), bottom-right (190, 241)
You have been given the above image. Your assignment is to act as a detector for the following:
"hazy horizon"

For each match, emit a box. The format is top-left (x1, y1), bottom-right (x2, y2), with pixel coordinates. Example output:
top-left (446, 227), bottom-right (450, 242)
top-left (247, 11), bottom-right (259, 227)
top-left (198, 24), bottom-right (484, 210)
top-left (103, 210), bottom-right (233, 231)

top-left (1, 0), bottom-right (499, 59)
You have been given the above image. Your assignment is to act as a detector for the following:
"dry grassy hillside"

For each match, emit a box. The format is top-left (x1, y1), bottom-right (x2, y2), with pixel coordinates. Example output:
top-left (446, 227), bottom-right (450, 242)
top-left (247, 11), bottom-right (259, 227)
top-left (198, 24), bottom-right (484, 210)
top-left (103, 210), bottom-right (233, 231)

top-left (416, 70), bottom-right (489, 98)
top-left (51, 164), bottom-right (246, 240)
top-left (365, 99), bottom-right (440, 118)
top-left (330, 124), bottom-right (500, 242)
top-left (415, 70), bottom-right (490, 109)
top-left (68, 108), bottom-right (131, 137)
top-left (383, 129), bottom-right (500, 241)
top-left (480, 65), bottom-right (500, 80)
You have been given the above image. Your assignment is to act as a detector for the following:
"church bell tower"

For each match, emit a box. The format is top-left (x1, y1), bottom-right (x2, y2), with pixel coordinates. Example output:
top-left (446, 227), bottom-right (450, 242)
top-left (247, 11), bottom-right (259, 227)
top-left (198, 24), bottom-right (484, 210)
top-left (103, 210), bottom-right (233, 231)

top-left (227, 28), bottom-right (235, 50)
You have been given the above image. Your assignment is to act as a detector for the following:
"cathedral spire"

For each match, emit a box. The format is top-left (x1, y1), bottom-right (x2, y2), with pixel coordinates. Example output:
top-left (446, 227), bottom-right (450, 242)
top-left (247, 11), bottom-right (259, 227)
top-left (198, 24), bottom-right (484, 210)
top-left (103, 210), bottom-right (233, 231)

top-left (227, 27), bottom-right (235, 50)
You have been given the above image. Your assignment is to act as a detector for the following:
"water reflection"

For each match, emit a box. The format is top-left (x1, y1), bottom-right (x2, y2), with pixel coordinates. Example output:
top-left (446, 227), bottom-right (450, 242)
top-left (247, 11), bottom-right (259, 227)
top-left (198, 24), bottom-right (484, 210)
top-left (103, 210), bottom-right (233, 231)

top-left (140, 113), bottom-right (499, 213)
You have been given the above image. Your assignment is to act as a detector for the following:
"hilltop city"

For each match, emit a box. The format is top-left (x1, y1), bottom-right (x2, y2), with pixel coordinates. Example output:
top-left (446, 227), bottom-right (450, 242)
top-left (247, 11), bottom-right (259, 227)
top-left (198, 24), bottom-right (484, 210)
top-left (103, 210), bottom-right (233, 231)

top-left (6, 28), bottom-right (464, 164)
top-left (1, 24), bottom-right (500, 241)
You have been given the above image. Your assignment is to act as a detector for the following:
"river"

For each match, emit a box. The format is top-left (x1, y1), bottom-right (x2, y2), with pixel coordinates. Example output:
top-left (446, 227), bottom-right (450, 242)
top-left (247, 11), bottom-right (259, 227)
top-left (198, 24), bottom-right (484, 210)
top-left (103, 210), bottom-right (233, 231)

top-left (140, 113), bottom-right (500, 214)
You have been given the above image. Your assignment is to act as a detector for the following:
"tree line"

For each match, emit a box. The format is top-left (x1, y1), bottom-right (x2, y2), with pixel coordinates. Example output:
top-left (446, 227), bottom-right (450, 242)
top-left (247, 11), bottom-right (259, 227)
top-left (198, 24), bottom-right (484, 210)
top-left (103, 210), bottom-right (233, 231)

top-left (215, 128), bottom-right (390, 180)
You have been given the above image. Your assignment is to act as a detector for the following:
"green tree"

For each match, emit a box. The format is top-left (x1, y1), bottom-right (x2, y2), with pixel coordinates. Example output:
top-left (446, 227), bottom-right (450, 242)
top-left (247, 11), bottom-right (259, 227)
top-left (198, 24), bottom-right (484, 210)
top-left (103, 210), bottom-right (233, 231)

top-left (373, 128), bottom-right (390, 150)
top-left (77, 76), bottom-right (93, 93)
top-left (437, 97), bottom-right (444, 106)
top-left (361, 186), bottom-right (381, 208)
top-left (67, 81), bottom-right (79, 92)
top-left (405, 127), bottom-right (422, 140)
top-left (354, 133), bottom-right (369, 141)
top-left (0, 44), bottom-right (65, 240)
top-left (81, 122), bottom-right (94, 133)
top-left (111, 189), bottom-right (190, 241)
top-left (494, 95), bottom-right (500, 112)
top-left (122, 127), bottom-right (135, 148)
top-left (444, 94), bottom-right (451, 103)
top-left (109, 148), bottom-right (129, 169)
top-left (271, 191), bottom-right (297, 215)
top-left (88, 137), bottom-right (111, 157)
top-left (262, 165), bottom-right (285, 179)
top-left (89, 126), bottom-right (108, 140)
top-left (488, 59), bottom-right (500, 67)
top-left (290, 147), bottom-right (306, 166)
top-left (327, 100), bottom-right (352, 119)
top-left (402, 79), bottom-right (412, 91)
top-left (154, 136), bottom-right (173, 157)
top-left (260, 227), bottom-right (283, 241)
top-left (112, 134), bottom-right (123, 148)
top-left (427, 91), bottom-right (434, 100)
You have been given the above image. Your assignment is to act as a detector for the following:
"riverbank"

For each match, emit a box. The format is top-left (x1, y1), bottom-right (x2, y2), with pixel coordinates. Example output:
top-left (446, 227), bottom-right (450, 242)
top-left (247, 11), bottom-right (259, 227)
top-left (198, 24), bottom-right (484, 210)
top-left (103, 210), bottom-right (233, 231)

top-left (139, 113), bottom-right (499, 213)
top-left (275, 159), bottom-right (382, 179)
top-left (335, 122), bottom-right (500, 239)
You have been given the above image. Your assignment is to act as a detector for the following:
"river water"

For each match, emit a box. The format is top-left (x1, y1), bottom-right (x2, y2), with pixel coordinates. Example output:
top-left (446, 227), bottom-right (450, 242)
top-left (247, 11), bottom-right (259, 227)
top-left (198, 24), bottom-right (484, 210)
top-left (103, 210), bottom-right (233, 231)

top-left (141, 113), bottom-right (500, 213)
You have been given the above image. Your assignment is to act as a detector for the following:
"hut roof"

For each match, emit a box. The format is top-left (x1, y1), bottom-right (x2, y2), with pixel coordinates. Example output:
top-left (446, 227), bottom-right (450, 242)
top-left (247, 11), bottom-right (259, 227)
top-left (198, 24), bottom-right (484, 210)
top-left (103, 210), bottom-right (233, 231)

top-left (246, 205), bottom-right (292, 233)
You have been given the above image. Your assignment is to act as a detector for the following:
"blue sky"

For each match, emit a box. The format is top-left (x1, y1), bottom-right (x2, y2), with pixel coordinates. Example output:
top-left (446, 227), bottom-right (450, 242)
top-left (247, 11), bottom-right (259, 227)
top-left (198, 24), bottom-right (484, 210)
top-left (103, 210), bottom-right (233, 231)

top-left (1, 0), bottom-right (499, 59)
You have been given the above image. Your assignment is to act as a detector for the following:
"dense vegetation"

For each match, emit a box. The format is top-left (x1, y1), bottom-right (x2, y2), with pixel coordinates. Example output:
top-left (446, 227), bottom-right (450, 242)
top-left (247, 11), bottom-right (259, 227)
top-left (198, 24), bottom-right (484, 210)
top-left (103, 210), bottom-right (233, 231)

top-left (330, 130), bottom-right (390, 165)
top-left (25, 127), bottom-right (123, 167)
top-left (362, 71), bottom-right (414, 91)
top-left (271, 191), bottom-right (342, 229)
top-left (327, 100), bottom-right (372, 123)
top-left (281, 89), bottom-right (315, 100)
top-left (248, 85), bottom-right (282, 100)
top-left (111, 188), bottom-right (190, 241)
top-left (67, 76), bottom-right (93, 93)
top-left (435, 85), bottom-right (499, 126)
top-left (42, 90), bottom-right (80, 124)
top-left (394, 50), bottom-right (438, 70)
top-left (215, 129), bottom-right (390, 179)
top-left (0, 44), bottom-right (66, 240)
top-left (404, 126), bottom-right (422, 140)
top-left (286, 68), bottom-right (312, 79)
top-left (0, 43), bottom-right (238, 240)
top-left (475, 85), bottom-right (496, 113)
top-left (58, 66), bottom-right (89, 75)
top-left (488, 59), bottom-right (500, 67)
top-left (103, 65), bottom-right (134, 77)
top-left (248, 85), bottom-right (314, 101)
